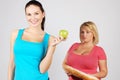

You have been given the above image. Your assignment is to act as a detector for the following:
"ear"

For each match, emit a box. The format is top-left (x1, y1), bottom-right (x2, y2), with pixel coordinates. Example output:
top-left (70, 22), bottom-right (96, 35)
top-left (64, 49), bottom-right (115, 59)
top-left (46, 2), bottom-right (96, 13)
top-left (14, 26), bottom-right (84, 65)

top-left (42, 12), bottom-right (45, 18)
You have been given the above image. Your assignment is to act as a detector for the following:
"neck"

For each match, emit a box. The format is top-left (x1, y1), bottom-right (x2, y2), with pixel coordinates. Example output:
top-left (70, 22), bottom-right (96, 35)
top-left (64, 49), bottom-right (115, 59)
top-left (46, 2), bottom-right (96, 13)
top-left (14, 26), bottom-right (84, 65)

top-left (29, 25), bottom-right (42, 30)
top-left (81, 41), bottom-right (94, 47)
top-left (26, 26), bottom-right (44, 34)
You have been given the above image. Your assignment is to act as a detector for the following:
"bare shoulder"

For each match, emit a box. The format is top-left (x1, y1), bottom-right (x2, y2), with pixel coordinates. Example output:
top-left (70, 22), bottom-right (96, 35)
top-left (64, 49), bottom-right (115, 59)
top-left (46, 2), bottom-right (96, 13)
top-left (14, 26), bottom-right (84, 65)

top-left (10, 29), bottom-right (19, 39)
top-left (48, 35), bottom-right (55, 42)
top-left (49, 35), bottom-right (56, 40)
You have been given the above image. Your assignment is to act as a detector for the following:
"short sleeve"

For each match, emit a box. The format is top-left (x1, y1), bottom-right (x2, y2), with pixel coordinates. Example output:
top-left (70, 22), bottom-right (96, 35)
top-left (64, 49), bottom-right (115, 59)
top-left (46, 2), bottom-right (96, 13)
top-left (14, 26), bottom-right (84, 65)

top-left (66, 43), bottom-right (79, 64)
top-left (67, 43), bottom-right (79, 53)
top-left (97, 47), bottom-right (107, 60)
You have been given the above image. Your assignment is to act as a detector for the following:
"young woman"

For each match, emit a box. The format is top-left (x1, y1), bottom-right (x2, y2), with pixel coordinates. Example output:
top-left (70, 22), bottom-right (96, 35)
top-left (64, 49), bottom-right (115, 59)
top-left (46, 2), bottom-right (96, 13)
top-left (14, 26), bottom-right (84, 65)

top-left (8, 0), bottom-right (64, 80)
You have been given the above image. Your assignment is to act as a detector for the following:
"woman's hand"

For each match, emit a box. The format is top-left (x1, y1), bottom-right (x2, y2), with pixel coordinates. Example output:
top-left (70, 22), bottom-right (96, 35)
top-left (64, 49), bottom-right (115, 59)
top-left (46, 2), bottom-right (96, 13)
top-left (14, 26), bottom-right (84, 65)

top-left (51, 36), bottom-right (65, 47)
top-left (63, 65), bottom-right (99, 80)
top-left (84, 75), bottom-right (99, 80)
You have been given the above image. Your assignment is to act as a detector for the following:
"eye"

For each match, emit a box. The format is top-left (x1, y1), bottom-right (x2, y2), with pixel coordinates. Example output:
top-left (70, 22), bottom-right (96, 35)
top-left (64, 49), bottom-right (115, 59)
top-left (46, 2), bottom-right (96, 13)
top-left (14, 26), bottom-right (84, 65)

top-left (35, 12), bottom-right (39, 15)
top-left (80, 31), bottom-right (84, 34)
top-left (26, 13), bottom-right (31, 16)
top-left (86, 31), bottom-right (91, 34)
top-left (87, 31), bottom-right (90, 33)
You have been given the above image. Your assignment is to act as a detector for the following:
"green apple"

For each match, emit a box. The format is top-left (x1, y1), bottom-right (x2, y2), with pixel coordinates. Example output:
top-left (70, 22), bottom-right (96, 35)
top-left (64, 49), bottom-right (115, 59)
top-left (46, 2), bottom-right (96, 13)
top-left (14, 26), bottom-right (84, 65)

top-left (59, 30), bottom-right (68, 39)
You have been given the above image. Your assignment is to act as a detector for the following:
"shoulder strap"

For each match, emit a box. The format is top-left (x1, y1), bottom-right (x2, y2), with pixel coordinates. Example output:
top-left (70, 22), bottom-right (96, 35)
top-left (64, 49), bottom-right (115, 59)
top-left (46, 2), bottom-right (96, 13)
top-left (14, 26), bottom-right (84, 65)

top-left (16, 29), bottom-right (24, 39)
top-left (42, 33), bottom-right (50, 57)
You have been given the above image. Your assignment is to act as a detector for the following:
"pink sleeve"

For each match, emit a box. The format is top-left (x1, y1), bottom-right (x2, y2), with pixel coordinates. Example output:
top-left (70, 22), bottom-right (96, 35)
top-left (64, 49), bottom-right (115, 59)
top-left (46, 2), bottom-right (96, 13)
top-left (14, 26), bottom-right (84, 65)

top-left (67, 43), bottom-right (79, 53)
top-left (97, 47), bottom-right (107, 60)
top-left (66, 43), bottom-right (78, 64)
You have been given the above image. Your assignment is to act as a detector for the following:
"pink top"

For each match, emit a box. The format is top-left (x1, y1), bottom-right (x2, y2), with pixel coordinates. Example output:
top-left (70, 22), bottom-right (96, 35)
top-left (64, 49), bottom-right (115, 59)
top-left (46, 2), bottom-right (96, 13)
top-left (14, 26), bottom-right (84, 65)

top-left (66, 43), bottom-right (107, 80)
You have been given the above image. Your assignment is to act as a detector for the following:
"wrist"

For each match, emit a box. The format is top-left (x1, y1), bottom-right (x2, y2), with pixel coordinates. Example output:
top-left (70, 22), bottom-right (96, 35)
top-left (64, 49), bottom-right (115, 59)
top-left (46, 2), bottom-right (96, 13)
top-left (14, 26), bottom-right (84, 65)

top-left (49, 44), bottom-right (57, 48)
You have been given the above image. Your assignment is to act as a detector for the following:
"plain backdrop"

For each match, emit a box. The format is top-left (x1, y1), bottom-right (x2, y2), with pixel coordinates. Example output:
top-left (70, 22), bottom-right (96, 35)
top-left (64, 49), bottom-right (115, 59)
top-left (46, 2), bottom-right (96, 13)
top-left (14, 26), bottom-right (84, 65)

top-left (0, 0), bottom-right (120, 80)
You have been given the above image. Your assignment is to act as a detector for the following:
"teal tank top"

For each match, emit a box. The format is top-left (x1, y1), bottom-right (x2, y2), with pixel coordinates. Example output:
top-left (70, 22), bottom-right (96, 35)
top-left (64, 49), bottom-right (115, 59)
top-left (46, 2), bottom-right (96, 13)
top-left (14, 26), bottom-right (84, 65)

top-left (13, 29), bottom-right (50, 80)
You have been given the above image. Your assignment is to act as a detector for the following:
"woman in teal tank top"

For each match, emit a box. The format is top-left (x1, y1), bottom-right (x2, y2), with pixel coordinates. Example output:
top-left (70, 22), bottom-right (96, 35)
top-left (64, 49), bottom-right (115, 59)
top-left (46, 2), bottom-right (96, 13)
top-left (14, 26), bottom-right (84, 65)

top-left (8, 0), bottom-right (64, 80)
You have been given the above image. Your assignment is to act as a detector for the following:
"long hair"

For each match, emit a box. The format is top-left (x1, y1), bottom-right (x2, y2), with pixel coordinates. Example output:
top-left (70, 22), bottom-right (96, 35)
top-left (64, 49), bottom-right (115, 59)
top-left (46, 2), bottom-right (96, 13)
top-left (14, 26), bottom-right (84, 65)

top-left (25, 0), bottom-right (45, 31)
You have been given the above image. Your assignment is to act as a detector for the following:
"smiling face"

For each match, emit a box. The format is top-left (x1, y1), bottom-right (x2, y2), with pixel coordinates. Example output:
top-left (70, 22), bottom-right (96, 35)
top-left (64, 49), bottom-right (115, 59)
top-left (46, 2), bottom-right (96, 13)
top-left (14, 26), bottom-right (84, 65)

top-left (25, 5), bottom-right (45, 27)
top-left (80, 26), bottom-right (94, 43)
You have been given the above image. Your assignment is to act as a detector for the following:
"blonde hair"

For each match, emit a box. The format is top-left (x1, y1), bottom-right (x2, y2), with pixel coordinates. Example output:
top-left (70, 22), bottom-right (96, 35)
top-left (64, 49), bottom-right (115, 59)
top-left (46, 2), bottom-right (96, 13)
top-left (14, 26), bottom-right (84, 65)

top-left (80, 21), bottom-right (99, 44)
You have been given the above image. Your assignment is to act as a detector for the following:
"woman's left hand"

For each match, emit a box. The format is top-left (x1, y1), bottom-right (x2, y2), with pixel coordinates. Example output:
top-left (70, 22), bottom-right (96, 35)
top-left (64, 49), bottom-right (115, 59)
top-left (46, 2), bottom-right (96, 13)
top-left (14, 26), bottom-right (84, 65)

top-left (51, 36), bottom-right (65, 47)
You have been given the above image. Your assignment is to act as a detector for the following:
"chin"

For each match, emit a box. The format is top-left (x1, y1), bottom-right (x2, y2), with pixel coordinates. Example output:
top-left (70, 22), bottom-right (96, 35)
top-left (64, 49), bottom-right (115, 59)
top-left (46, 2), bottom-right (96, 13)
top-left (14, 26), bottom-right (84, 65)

top-left (30, 24), bottom-right (39, 27)
top-left (81, 41), bottom-right (88, 43)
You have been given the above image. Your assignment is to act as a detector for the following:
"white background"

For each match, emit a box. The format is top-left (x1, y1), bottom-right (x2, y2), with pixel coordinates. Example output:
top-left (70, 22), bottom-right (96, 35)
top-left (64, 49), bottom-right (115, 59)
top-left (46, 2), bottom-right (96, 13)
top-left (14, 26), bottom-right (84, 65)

top-left (0, 0), bottom-right (120, 80)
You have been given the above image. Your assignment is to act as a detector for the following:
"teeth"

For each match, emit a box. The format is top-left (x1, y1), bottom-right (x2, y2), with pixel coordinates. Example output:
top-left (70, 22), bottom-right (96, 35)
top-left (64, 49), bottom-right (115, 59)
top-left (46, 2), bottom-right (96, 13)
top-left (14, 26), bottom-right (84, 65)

top-left (29, 19), bottom-right (39, 25)
top-left (31, 21), bottom-right (38, 24)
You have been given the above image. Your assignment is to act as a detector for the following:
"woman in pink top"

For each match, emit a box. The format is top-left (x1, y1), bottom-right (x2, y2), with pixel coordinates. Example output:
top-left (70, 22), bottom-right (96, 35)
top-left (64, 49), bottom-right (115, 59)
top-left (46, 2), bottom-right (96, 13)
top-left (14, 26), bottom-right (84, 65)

top-left (62, 21), bottom-right (108, 80)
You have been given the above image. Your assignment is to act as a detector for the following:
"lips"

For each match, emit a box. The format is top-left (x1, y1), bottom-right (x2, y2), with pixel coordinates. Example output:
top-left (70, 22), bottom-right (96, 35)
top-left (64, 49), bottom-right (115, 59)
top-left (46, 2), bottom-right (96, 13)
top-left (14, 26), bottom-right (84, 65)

top-left (31, 22), bottom-right (37, 24)
top-left (30, 20), bottom-right (39, 25)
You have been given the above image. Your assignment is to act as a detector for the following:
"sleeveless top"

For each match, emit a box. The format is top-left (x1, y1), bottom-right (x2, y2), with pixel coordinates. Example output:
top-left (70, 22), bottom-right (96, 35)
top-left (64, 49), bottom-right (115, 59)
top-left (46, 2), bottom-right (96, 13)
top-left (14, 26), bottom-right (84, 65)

top-left (13, 29), bottom-right (50, 80)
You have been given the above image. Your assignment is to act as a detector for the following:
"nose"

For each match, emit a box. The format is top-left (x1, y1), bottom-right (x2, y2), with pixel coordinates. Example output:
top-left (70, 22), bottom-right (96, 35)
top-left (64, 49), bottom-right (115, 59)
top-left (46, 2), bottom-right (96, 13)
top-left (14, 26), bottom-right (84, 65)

top-left (82, 32), bottom-right (87, 37)
top-left (31, 15), bottom-right (36, 20)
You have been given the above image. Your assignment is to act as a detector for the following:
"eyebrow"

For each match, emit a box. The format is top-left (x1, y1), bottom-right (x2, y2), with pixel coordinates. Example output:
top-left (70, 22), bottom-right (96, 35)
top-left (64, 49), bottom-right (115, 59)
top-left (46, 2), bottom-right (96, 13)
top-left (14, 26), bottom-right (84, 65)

top-left (26, 11), bottom-right (40, 14)
top-left (34, 11), bottom-right (40, 13)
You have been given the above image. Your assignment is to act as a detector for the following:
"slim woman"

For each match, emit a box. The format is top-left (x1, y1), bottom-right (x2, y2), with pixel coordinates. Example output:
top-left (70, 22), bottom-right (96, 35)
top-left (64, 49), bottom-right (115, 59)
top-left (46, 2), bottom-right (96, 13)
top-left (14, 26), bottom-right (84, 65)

top-left (8, 0), bottom-right (63, 80)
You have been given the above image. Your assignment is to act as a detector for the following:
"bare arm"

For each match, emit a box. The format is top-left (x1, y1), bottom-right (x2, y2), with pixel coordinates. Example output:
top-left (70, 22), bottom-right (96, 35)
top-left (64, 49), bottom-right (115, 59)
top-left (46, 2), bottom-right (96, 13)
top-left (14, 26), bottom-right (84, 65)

top-left (62, 54), bottom-right (99, 80)
top-left (39, 36), bottom-right (63, 73)
top-left (8, 30), bottom-right (18, 80)
top-left (91, 60), bottom-right (108, 79)
top-left (62, 54), bottom-right (71, 75)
